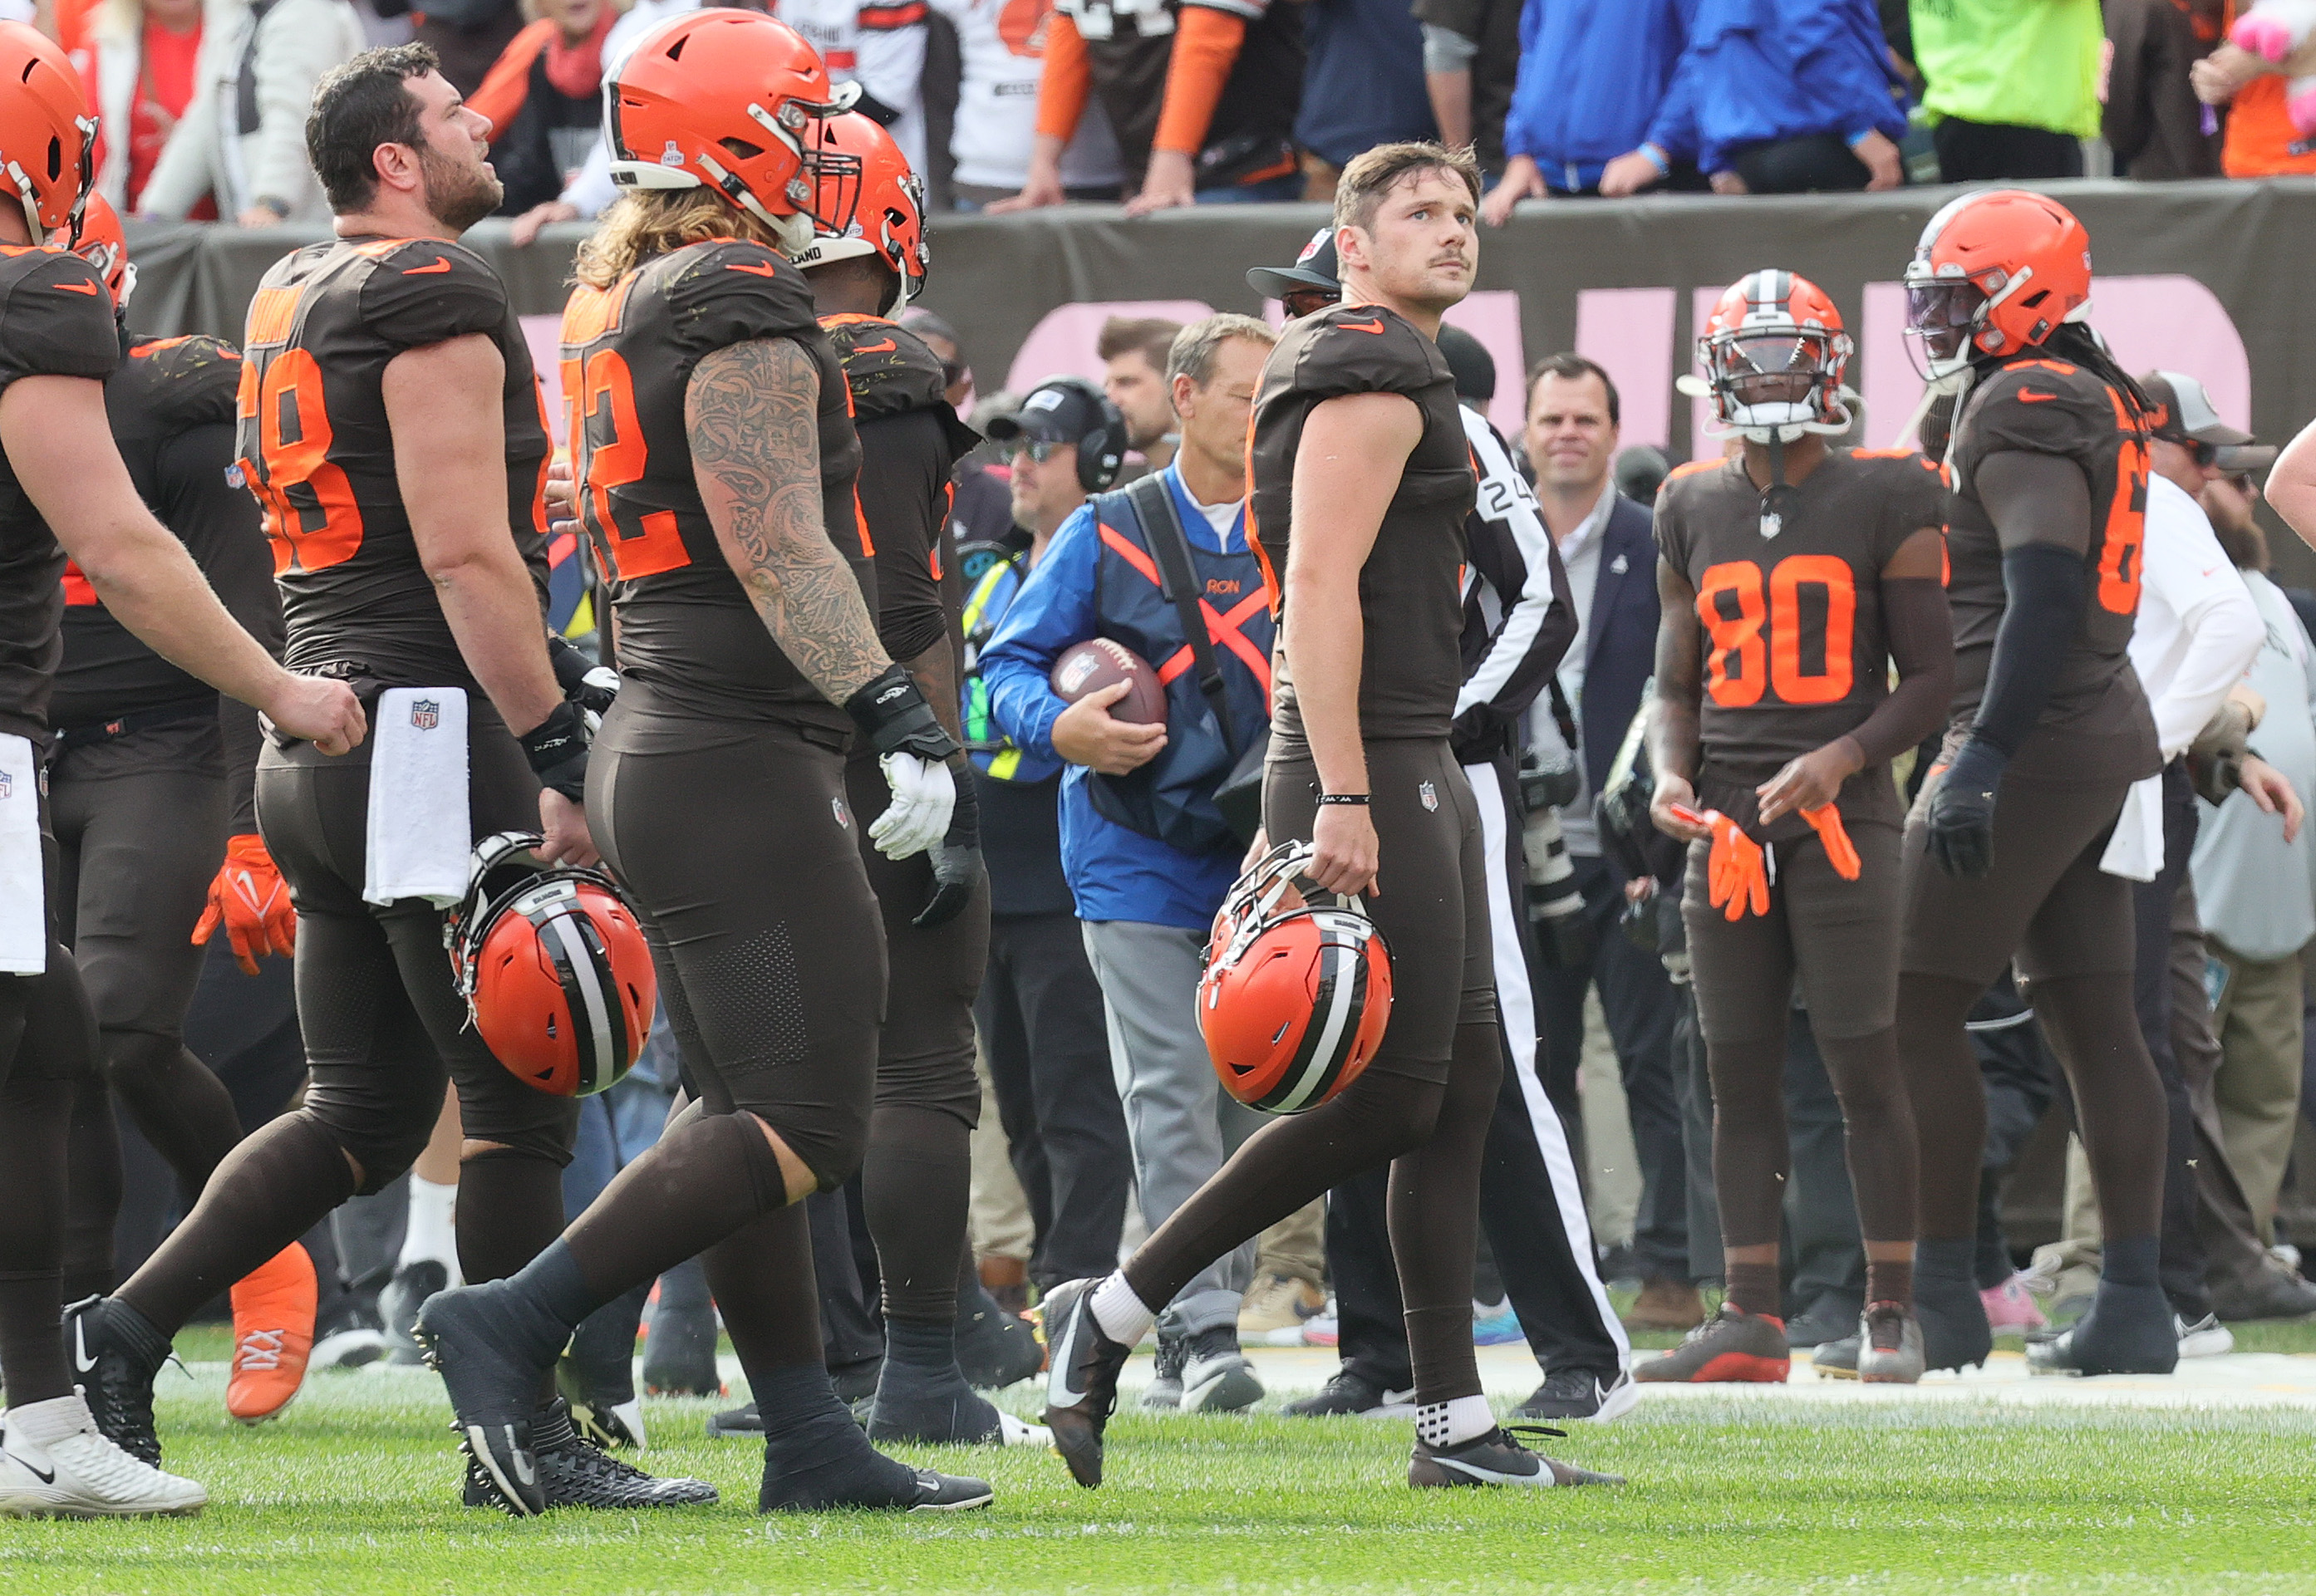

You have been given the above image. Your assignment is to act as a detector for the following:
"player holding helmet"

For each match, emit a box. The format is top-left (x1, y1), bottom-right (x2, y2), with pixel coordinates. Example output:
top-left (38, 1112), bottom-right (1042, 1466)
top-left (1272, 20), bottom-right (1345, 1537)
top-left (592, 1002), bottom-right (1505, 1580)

top-left (1040, 141), bottom-right (1618, 1493)
top-left (1642, 271), bottom-right (1953, 1386)
top-left (64, 44), bottom-right (716, 1512)
top-left (416, 12), bottom-right (991, 1515)
top-left (1886, 189), bottom-right (2173, 1377)
top-left (0, 22), bottom-right (362, 1518)
top-left (793, 112), bottom-right (1040, 1447)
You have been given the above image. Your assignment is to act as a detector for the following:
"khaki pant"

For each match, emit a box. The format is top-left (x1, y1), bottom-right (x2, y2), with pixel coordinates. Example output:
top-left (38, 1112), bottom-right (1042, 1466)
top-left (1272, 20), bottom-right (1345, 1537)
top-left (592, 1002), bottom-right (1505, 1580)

top-left (2209, 940), bottom-right (2308, 1244)
top-left (1256, 1200), bottom-right (1327, 1288)
top-left (969, 1048), bottom-right (1035, 1265)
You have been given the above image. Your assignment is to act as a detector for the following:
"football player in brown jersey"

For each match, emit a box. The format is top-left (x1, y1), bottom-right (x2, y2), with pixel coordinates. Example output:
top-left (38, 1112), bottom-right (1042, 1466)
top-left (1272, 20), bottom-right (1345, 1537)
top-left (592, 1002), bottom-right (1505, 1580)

top-left (1891, 189), bottom-right (2175, 1377)
top-left (1643, 272), bottom-right (1953, 1387)
top-left (47, 198), bottom-right (329, 1432)
top-left (793, 114), bottom-right (1046, 1447)
top-left (0, 23), bottom-right (361, 1519)
top-left (1039, 141), bottom-right (1618, 1494)
top-left (416, 12), bottom-right (991, 1517)
top-left (66, 44), bottom-right (720, 1512)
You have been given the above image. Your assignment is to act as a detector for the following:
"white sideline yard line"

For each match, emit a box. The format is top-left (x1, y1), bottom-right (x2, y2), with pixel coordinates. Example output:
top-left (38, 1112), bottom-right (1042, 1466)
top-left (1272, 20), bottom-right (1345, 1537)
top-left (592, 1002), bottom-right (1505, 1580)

top-left (184, 1342), bottom-right (2316, 1416)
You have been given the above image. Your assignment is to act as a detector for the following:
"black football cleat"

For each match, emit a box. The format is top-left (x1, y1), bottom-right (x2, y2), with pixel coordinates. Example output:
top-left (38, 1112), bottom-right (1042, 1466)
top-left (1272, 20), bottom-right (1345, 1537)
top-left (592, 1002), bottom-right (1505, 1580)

top-left (1409, 1424), bottom-right (1625, 1490)
top-left (413, 1282), bottom-right (563, 1517)
top-left (1513, 1366), bottom-right (1640, 1422)
top-left (63, 1297), bottom-right (170, 1468)
top-left (1040, 1277), bottom-right (1130, 1488)
top-left (755, 1402), bottom-right (992, 1513)
top-left (462, 1400), bottom-right (717, 1513)
top-left (2026, 1281), bottom-right (2178, 1377)
top-left (955, 1277), bottom-right (1044, 1390)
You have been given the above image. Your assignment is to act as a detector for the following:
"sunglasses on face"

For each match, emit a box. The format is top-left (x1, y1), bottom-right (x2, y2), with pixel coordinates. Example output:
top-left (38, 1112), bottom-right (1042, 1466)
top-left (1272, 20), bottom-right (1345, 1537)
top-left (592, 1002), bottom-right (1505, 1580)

top-left (1006, 439), bottom-right (1067, 464)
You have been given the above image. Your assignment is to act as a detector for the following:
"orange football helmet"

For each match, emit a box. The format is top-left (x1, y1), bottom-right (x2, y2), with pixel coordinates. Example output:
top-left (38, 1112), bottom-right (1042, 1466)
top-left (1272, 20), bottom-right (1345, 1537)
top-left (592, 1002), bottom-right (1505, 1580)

top-left (0, 22), bottom-right (96, 244)
top-left (1904, 189), bottom-right (2092, 377)
top-left (1694, 269), bottom-right (1853, 443)
top-left (603, 10), bottom-right (863, 255)
top-left (75, 192), bottom-right (131, 309)
top-left (789, 111), bottom-right (928, 313)
top-left (450, 832), bottom-right (656, 1098)
top-left (1199, 842), bottom-right (1393, 1114)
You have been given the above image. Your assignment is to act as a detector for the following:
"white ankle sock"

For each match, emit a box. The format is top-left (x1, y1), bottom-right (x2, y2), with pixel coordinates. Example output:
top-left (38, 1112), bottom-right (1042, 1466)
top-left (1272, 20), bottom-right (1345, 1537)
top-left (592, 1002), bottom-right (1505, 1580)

top-left (1415, 1394), bottom-right (1494, 1448)
top-left (1089, 1274), bottom-right (1157, 1347)
top-left (398, 1175), bottom-right (459, 1273)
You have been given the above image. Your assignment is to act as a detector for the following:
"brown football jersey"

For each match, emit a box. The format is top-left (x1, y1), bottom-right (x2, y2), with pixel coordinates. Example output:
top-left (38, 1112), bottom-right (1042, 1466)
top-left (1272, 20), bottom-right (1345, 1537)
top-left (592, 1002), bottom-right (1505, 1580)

top-left (1655, 448), bottom-right (1945, 837)
top-left (560, 238), bottom-right (864, 732)
top-left (1946, 356), bottom-right (2159, 783)
top-left (1250, 302), bottom-right (1474, 744)
top-left (0, 244), bottom-right (125, 744)
top-left (232, 237), bottom-right (552, 691)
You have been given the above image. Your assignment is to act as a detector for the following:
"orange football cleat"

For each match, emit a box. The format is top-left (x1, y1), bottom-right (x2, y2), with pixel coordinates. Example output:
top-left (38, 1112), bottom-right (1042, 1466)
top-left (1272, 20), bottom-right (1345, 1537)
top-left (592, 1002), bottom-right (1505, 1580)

top-left (226, 1241), bottom-right (317, 1425)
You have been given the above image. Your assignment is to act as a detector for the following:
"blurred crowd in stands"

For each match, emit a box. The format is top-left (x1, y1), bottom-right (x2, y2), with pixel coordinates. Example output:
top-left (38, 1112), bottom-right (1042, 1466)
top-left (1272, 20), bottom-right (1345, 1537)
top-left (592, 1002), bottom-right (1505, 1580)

top-left (14, 0), bottom-right (2307, 243)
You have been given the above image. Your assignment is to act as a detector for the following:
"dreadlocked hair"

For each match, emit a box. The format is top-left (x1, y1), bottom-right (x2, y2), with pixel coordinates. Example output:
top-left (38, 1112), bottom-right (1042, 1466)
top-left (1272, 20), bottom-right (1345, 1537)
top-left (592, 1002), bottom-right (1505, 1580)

top-left (2023, 322), bottom-right (2156, 428)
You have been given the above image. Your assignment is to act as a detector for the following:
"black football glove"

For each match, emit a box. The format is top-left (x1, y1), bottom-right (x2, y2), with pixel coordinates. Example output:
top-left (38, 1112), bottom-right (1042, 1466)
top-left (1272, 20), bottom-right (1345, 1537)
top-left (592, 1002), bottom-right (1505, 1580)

top-left (912, 764), bottom-right (982, 929)
top-left (547, 633), bottom-right (620, 720)
top-left (1925, 737), bottom-right (2006, 879)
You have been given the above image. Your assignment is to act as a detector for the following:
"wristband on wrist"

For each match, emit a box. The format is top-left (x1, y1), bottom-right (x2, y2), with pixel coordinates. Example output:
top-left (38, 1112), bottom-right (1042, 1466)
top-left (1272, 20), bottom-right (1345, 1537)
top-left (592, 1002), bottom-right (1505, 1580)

top-left (1316, 792), bottom-right (1370, 807)
top-left (844, 662), bottom-right (961, 764)
top-left (519, 700), bottom-right (590, 801)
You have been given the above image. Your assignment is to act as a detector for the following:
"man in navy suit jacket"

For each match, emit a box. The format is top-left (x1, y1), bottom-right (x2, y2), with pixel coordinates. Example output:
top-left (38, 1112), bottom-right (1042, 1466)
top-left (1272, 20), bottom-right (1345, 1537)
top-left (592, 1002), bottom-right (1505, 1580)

top-left (1519, 355), bottom-right (1699, 1329)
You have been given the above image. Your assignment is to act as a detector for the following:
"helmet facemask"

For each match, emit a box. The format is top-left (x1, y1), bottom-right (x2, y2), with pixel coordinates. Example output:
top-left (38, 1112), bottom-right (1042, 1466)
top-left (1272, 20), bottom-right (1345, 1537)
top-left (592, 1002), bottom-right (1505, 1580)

top-left (1703, 326), bottom-right (1852, 445)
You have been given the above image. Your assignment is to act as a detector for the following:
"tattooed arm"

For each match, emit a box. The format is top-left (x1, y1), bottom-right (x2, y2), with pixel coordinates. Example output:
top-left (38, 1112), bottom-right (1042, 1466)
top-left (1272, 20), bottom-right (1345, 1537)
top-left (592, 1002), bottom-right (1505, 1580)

top-left (687, 336), bottom-right (893, 702)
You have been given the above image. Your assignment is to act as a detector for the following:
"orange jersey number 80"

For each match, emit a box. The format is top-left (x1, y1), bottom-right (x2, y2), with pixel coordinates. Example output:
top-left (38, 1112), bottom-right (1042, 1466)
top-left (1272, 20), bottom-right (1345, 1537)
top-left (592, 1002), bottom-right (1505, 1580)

top-left (236, 346), bottom-right (364, 574)
top-left (1695, 556), bottom-right (1856, 708)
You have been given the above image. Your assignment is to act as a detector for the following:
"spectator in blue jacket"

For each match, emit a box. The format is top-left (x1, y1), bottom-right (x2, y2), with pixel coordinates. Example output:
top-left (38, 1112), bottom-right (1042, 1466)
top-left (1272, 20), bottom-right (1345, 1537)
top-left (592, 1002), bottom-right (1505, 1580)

top-left (1482, 0), bottom-right (1698, 218)
top-left (1647, 0), bottom-right (1908, 193)
top-left (980, 316), bottom-right (1281, 1415)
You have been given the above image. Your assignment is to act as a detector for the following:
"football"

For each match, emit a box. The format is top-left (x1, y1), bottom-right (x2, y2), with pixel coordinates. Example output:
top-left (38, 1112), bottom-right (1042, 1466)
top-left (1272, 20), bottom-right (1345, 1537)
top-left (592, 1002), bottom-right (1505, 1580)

top-left (1051, 638), bottom-right (1167, 726)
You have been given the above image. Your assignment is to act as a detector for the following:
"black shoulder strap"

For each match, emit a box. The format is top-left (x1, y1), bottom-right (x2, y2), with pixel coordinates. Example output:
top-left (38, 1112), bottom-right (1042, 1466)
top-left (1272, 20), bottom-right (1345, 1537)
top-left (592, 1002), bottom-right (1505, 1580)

top-left (1124, 474), bottom-right (1240, 758)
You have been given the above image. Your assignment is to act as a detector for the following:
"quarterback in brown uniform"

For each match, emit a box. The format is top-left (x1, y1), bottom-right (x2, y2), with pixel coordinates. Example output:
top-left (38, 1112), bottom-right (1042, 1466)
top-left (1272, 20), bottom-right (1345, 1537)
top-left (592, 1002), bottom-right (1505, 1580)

top-left (794, 114), bottom-right (1040, 1446)
top-left (1895, 189), bottom-right (2172, 1377)
top-left (0, 23), bottom-right (361, 1519)
top-left (1040, 142), bottom-right (1616, 1494)
top-left (418, 12), bottom-right (991, 1518)
top-left (1644, 272), bottom-right (1952, 1386)
top-left (67, 45), bottom-right (718, 1512)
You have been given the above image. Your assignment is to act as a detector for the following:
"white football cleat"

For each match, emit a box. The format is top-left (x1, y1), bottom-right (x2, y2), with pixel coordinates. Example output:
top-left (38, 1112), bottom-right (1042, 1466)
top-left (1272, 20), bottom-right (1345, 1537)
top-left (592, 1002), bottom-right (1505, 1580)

top-left (0, 1392), bottom-right (206, 1518)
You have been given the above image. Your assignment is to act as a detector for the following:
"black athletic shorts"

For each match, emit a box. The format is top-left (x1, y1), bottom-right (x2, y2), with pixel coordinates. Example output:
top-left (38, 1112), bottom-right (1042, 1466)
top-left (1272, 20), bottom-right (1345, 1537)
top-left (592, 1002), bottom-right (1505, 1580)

top-left (1683, 819), bottom-right (1903, 1044)
top-left (51, 716), bottom-right (225, 1041)
top-left (588, 683), bottom-right (887, 1191)
top-left (1900, 727), bottom-right (2135, 985)
top-left (257, 696), bottom-right (576, 1179)
top-left (845, 750), bottom-right (985, 1128)
top-left (1263, 738), bottom-right (1495, 1082)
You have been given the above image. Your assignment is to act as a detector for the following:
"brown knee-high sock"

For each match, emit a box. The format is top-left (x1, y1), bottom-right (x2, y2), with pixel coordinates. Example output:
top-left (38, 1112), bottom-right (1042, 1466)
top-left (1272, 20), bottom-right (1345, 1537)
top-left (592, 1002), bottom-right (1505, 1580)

top-left (455, 1147), bottom-right (567, 1286)
top-left (861, 1102), bottom-right (971, 1329)
top-left (1389, 1024), bottom-right (1501, 1407)
top-left (703, 1200), bottom-right (825, 1407)
top-left (104, 1034), bottom-right (243, 1199)
top-left (1705, 1035), bottom-right (1791, 1253)
top-left (2031, 972), bottom-right (2166, 1242)
top-left (0, 1072), bottom-right (74, 1402)
top-left (1895, 972), bottom-right (1987, 1240)
top-left (1123, 1064), bottom-right (1444, 1314)
top-left (61, 1068), bottom-right (121, 1304)
top-left (1817, 1024), bottom-right (1920, 1283)
top-left (561, 1108), bottom-right (789, 1304)
top-left (115, 1112), bottom-right (356, 1334)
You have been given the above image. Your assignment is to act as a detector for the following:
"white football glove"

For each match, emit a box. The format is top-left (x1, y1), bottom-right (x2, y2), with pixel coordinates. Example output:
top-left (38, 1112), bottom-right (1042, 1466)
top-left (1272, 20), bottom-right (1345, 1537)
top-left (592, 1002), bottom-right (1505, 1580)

top-left (872, 751), bottom-right (955, 860)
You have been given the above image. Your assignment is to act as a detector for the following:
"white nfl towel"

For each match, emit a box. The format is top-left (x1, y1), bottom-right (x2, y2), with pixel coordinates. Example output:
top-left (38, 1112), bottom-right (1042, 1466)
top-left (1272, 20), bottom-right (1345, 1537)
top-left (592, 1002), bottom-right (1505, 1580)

top-left (0, 732), bottom-right (45, 974)
top-left (364, 688), bottom-right (472, 907)
top-left (2098, 773), bottom-right (2165, 882)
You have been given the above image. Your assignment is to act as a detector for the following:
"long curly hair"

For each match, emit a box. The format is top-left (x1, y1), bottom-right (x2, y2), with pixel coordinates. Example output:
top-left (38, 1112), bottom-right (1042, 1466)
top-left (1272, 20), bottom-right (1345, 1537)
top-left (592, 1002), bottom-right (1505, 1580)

top-left (573, 188), bottom-right (786, 288)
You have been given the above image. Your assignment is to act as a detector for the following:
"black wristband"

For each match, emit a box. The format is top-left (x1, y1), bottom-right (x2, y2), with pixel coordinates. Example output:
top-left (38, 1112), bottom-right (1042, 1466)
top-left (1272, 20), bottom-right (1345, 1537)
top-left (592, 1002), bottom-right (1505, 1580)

top-left (843, 663), bottom-right (961, 764)
top-left (1316, 792), bottom-right (1370, 807)
top-left (519, 700), bottom-right (590, 801)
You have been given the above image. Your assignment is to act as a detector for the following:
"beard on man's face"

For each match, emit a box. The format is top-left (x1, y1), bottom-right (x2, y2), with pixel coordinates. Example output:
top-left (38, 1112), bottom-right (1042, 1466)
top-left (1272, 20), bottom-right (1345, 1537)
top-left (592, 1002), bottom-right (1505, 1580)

top-left (418, 140), bottom-right (504, 233)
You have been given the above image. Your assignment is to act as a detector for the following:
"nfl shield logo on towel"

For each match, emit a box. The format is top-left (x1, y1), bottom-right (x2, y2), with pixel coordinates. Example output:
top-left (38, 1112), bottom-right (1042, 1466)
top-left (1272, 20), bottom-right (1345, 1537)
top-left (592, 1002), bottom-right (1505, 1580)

top-left (0, 769), bottom-right (10, 799)
top-left (410, 699), bottom-right (440, 731)
top-left (1419, 780), bottom-right (1438, 813)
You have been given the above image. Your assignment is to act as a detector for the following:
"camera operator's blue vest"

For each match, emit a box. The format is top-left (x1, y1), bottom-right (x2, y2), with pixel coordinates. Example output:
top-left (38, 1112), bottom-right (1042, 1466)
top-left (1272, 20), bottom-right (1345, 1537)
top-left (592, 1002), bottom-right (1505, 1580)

top-left (1085, 473), bottom-right (1273, 857)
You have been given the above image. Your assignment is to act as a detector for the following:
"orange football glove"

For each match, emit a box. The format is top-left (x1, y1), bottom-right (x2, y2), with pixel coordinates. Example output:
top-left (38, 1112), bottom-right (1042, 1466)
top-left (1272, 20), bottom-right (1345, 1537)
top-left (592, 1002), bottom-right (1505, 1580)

top-left (1801, 804), bottom-right (1861, 881)
top-left (193, 833), bottom-right (296, 975)
top-left (1704, 813), bottom-right (1771, 922)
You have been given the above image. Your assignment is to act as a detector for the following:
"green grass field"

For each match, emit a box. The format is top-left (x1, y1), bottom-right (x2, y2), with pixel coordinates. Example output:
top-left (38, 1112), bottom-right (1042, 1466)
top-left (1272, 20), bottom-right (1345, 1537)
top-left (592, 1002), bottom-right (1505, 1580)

top-left (7, 1333), bottom-right (2316, 1596)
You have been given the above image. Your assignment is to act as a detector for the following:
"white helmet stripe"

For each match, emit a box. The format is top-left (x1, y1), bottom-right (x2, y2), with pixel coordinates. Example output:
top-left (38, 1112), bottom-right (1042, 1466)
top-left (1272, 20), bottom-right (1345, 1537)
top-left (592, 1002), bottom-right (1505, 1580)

top-left (1273, 934), bottom-right (1359, 1113)
top-left (548, 912), bottom-right (618, 1094)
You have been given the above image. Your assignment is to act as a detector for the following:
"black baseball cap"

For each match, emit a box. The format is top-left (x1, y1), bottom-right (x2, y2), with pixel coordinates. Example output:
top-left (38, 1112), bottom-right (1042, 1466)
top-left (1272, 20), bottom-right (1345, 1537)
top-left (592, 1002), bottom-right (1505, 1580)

top-left (2137, 371), bottom-right (2275, 470)
top-left (984, 378), bottom-right (1107, 446)
top-left (1435, 323), bottom-right (1495, 404)
top-left (1247, 226), bottom-right (1340, 302)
